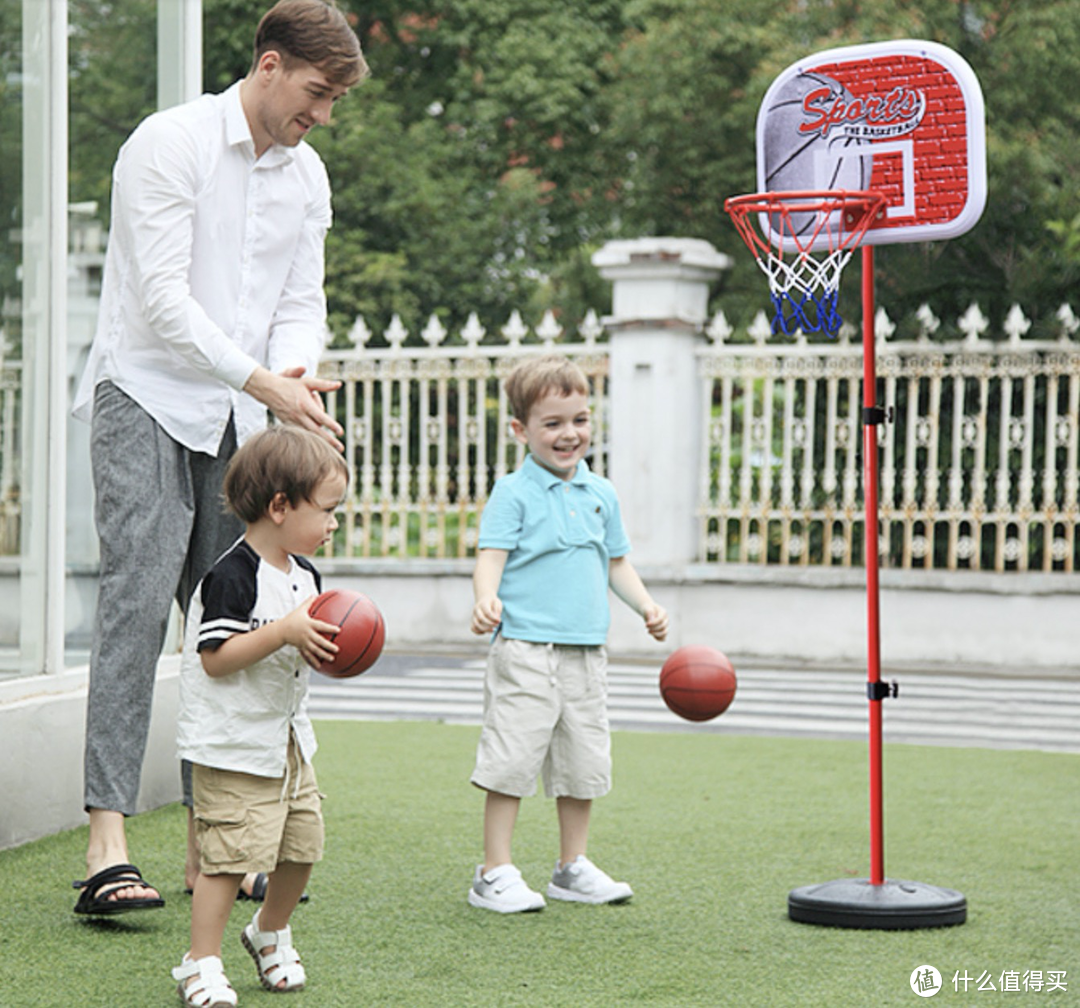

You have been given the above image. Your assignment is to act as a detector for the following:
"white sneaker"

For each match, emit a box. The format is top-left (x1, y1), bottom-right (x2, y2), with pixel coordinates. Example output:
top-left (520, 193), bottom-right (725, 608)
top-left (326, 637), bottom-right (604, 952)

top-left (468, 864), bottom-right (546, 913)
top-left (547, 855), bottom-right (633, 904)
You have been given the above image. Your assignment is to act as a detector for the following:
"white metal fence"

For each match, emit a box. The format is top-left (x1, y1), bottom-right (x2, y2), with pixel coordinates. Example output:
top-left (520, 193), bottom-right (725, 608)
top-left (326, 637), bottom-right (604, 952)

top-left (698, 304), bottom-right (1080, 572)
top-left (317, 309), bottom-right (610, 560)
top-left (4, 301), bottom-right (1075, 574)
top-left (317, 301), bottom-right (1080, 573)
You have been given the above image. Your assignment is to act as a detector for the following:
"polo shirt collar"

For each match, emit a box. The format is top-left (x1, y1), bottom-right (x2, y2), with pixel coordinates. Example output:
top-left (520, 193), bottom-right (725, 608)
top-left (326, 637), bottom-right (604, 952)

top-left (522, 453), bottom-right (591, 488)
top-left (224, 80), bottom-right (295, 168)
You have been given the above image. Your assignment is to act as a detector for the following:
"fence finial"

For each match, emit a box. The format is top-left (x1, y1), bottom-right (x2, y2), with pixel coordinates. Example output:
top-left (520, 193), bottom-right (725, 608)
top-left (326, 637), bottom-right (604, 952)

top-left (748, 311), bottom-right (771, 345)
top-left (706, 310), bottom-right (733, 344)
top-left (461, 312), bottom-right (486, 348)
top-left (1003, 304), bottom-right (1031, 345)
top-left (915, 304), bottom-right (940, 341)
top-left (579, 309), bottom-right (603, 347)
top-left (536, 310), bottom-right (563, 348)
top-left (874, 307), bottom-right (896, 341)
top-left (347, 315), bottom-right (372, 348)
top-left (958, 303), bottom-right (989, 344)
top-left (501, 310), bottom-right (528, 348)
top-left (1056, 303), bottom-right (1079, 342)
top-left (421, 314), bottom-right (447, 348)
top-left (386, 314), bottom-right (409, 350)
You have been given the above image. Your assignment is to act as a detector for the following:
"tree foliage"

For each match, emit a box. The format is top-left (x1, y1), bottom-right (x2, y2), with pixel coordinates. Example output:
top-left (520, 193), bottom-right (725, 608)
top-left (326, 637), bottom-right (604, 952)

top-left (7, 0), bottom-right (1080, 344)
top-left (313, 0), bottom-right (1080, 338)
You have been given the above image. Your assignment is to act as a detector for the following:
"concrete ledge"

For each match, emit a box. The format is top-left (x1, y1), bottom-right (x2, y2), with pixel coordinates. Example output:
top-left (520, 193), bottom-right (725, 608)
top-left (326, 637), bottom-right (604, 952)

top-left (0, 657), bottom-right (183, 851)
top-left (320, 562), bottom-right (1080, 674)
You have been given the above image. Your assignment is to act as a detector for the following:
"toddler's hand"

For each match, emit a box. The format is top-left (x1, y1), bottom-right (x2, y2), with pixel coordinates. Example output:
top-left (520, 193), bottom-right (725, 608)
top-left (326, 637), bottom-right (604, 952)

top-left (643, 602), bottom-right (669, 642)
top-left (279, 597), bottom-right (341, 668)
top-left (471, 595), bottom-right (503, 635)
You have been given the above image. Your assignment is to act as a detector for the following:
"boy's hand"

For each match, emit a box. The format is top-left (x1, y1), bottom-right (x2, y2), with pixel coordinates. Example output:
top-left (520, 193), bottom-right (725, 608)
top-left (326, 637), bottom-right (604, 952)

top-left (279, 597), bottom-right (341, 668)
top-left (642, 602), bottom-right (669, 642)
top-left (471, 595), bottom-right (503, 635)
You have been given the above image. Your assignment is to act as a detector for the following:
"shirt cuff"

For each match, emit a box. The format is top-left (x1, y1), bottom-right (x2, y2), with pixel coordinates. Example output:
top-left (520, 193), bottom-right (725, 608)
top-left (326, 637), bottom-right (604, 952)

top-left (213, 342), bottom-right (261, 391)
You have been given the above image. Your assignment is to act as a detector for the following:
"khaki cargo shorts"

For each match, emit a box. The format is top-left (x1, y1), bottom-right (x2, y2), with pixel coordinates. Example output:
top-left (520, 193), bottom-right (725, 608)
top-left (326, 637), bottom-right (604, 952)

top-left (471, 636), bottom-right (612, 799)
top-left (192, 736), bottom-right (324, 875)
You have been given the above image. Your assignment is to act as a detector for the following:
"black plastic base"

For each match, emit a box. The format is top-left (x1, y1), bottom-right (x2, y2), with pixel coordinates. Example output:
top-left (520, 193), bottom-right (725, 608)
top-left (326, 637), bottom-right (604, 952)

top-left (788, 878), bottom-right (966, 930)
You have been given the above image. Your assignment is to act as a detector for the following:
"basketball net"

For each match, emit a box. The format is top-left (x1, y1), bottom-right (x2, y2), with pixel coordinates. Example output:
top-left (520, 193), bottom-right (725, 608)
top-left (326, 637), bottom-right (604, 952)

top-left (725, 190), bottom-right (885, 338)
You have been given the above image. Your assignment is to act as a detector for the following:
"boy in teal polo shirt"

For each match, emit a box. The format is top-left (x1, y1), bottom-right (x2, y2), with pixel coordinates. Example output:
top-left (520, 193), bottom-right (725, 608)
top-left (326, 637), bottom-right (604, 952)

top-left (468, 355), bottom-right (669, 913)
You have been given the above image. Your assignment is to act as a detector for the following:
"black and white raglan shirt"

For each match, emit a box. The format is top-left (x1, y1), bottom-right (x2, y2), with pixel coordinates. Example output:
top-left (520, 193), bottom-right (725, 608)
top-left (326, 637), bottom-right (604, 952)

top-left (177, 539), bottom-right (321, 777)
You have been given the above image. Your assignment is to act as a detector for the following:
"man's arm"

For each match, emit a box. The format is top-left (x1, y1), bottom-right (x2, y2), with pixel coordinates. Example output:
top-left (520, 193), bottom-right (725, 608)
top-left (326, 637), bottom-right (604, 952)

top-left (118, 116), bottom-right (261, 390)
top-left (122, 116), bottom-right (343, 446)
top-left (255, 157), bottom-right (342, 446)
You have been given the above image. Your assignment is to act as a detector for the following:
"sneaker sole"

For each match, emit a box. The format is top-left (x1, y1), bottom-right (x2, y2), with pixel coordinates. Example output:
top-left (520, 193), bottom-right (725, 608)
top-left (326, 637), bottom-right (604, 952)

top-left (546, 883), bottom-right (633, 905)
top-left (468, 889), bottom-right (546, 913)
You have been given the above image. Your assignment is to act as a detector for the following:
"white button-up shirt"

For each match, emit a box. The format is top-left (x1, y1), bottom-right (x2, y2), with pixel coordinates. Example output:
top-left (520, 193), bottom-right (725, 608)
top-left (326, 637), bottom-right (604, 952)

top-left (73, 81), bottom-right (331, 454)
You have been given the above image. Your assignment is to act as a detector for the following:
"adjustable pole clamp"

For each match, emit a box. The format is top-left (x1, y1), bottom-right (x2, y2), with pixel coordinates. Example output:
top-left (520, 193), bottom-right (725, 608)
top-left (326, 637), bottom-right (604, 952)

top-left (867, 680), bottom-right (899, 701)
top-left (862, 405), bottom-right (894, 425)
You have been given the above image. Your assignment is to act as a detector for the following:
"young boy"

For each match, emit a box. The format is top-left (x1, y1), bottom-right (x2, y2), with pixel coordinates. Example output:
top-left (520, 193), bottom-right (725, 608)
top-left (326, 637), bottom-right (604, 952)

top-left (468, 354), bottom-right (669, 913)
top-left (173, 426), bottom-right (347, 1006)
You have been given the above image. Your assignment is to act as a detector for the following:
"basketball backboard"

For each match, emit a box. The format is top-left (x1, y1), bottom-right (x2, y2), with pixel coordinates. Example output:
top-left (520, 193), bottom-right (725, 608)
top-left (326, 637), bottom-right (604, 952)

top-left (757, 39), bottom-right (986, 248)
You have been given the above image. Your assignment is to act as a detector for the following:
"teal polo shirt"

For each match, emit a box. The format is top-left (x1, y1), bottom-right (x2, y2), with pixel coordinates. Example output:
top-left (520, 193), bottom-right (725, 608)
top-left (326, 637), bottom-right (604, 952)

top-left (478, 455), bottom-right (632, 645)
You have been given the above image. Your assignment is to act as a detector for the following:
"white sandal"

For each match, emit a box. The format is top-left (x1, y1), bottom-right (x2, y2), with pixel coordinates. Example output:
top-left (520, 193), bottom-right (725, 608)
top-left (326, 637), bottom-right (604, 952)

top-left (240, 908), bottom-right (306, 992)
top-left (172, 954), bottom-right (237, 1008)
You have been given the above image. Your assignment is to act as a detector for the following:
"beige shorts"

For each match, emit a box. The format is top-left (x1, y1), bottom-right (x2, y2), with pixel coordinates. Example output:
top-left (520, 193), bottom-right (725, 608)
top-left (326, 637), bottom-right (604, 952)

top-left (192, 736), bottom-right (324, 876)
top-left (471, 636), bottom-right (612, 799)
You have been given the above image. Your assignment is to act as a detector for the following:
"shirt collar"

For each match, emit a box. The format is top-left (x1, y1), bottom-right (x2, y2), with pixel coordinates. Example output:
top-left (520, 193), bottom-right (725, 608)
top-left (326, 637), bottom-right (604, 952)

top-left (522, 453), bottom-right (591, 488)
top-left (224, 80), bottom-right (295, 168)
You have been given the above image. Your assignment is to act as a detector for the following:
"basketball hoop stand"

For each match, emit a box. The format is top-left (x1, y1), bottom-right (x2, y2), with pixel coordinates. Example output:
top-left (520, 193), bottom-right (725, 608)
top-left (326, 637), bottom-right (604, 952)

top-left (734, 33), bottom-right (987, 930)
top-left (785, 246), bottom-right (966, 929)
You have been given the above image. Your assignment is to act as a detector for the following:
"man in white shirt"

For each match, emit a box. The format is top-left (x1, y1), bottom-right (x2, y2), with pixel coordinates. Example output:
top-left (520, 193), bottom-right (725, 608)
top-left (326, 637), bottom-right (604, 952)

top-left (71, 0), bottom-right (369, 916)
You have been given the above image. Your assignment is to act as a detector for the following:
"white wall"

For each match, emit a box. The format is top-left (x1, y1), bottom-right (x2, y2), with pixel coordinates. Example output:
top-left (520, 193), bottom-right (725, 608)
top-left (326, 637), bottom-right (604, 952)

top-left (3, 563), bottom-right (1077, 850)
top-left (324, 562), bottom-right (1080, 675)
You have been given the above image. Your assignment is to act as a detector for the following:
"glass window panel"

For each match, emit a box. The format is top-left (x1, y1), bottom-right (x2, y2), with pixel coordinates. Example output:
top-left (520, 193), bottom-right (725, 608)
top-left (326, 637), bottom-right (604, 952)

top-left (65, 0), bottom-right (157, 668)
top-left (0, 0), bottom-right (38, 679)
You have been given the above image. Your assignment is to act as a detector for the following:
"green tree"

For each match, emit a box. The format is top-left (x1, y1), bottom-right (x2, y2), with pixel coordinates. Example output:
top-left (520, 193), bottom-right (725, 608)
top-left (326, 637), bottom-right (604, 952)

top-left (305, 0), bottom-right (631, 337)
top-left (29, 0), bottom-right (1080, 343)
top-left (68, 0), bottom-right (158, 216)
top-left (593, 0), bottom-right (1080, 334)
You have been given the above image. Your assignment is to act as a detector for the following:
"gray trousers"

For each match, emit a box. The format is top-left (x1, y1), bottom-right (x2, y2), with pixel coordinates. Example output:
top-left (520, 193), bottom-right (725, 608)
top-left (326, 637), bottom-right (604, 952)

top-left (84, 381), bottom-right (243, 816)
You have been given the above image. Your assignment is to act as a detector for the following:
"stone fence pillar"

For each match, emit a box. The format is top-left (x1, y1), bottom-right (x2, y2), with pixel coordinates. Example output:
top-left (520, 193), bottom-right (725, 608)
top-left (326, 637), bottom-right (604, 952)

top-left (593, 237), bottom-right (731, 568)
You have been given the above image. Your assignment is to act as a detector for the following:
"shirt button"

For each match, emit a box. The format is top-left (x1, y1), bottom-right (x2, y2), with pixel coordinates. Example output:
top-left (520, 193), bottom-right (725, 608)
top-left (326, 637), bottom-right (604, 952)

top-left (570, 510), bottom-right (576, 517)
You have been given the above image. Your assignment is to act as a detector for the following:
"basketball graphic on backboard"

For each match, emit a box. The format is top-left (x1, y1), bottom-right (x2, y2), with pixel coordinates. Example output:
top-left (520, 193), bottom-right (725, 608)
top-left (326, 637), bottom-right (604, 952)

top-left (763, 71), bottom-right (872, 193)
top-left (756, 39), bottom-right (986, 249)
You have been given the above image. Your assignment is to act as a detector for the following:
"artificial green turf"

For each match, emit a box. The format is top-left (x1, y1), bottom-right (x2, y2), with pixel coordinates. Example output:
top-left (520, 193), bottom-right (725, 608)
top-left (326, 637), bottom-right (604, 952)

top-left (1, 722), bottom-right (1076, 1007)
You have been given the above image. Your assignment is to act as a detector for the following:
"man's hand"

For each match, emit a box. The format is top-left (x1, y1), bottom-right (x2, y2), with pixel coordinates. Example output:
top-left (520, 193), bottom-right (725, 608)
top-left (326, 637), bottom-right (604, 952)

top-left (244, 365), bottom-right (344, 450)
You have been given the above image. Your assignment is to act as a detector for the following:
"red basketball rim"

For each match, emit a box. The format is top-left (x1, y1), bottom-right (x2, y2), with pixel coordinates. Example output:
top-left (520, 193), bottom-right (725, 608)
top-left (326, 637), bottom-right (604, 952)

top-left (725, 189), bottom-right (886, 258)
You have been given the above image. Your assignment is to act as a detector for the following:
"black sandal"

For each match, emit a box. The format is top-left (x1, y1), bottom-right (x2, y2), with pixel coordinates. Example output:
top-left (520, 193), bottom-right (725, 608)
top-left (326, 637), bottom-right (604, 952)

top-left (73, 862), bottom-right (165, 915)
top-left (236, 872), bottom-right (309, 903)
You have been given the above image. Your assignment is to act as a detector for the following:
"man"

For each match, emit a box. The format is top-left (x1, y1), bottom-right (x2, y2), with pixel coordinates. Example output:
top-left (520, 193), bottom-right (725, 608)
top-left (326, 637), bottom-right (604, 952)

top-left (71, 0), bottom-right (368, 915)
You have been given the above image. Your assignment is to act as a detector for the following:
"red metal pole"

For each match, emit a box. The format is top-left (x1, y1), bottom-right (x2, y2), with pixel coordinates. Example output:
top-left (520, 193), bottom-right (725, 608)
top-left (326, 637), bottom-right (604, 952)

top-left (861, 245), bottom-right (885, 886)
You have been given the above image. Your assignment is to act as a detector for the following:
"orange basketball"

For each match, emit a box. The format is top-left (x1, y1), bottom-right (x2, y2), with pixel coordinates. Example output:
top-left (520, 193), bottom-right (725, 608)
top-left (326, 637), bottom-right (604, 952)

top-left (659, 646), bottom-right (737, 722)
top-left (309, 589), bottom-right (385, 678)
